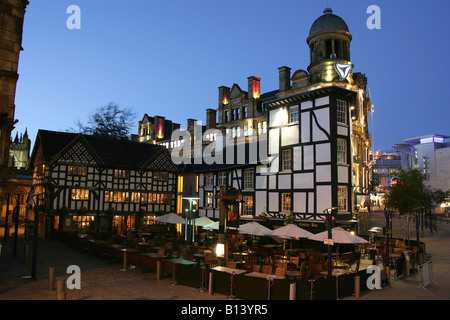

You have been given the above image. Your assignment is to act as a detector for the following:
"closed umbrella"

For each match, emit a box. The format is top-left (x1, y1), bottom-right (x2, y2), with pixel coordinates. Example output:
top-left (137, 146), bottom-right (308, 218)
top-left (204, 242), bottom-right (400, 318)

top-left (155, 213), bottom-right (185, 224)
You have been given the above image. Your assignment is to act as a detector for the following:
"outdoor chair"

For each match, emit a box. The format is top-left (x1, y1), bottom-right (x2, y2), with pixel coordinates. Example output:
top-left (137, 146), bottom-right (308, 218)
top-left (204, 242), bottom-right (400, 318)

top-left (157, 247), bottom-right (166, 256)
top-left (289, 256), bottom-right (299, 267)
top-left (252, 265), bottom-right (261, 272)
top-left (262, 265), bottom-right (272, 275)
top-left (275, 267), bottom-right (286, 277)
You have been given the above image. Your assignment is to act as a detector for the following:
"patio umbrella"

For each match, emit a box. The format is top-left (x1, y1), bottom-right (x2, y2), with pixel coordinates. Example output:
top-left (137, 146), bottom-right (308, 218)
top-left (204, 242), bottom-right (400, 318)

top-left (239, 222), bottom-right (272, 236)
top-left (270, 224), bottom-right (314, 239)
top-left (308, 227), bottom-right (368, 244)
top-left (203, 221), bottom-right (219, 230)
top-left (270, 224), bottom-right (314, 250)
top-left (309, 227), bottom-right (368, 267)
top-left (194, 216), bottom-right (214, 227)
top-left (155, 213), bottom-right (185, 224)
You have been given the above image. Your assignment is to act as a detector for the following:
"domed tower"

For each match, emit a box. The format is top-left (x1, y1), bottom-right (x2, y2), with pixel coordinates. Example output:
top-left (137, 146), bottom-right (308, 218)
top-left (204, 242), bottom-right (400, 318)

top-left (307, 8), bottom-right (353, 84)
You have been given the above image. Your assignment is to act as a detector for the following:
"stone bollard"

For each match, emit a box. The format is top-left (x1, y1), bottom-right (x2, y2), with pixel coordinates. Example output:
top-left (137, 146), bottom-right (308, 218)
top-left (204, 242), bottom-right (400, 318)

top-left (289, 283), bottom-right (296, 300)
top-left (354, 276), bottom-right (360, 298)
top-left (156, 260), bottom-right (161, 281)
top-left (56, 279), bottom-right (66, 300)
top-left (209, 272), bottom-right (214, 295)
top-left (385, 267), bottom-right (390, 285)
top-left (24, 244), bottom-right (29, 264)
top-left (48, 267), bottom-right (56, 291)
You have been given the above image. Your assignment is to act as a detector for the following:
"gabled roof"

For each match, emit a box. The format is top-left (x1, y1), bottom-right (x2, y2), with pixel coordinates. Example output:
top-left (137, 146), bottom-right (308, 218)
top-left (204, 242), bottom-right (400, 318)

top-left (30, 130), bottom-right (179, 172)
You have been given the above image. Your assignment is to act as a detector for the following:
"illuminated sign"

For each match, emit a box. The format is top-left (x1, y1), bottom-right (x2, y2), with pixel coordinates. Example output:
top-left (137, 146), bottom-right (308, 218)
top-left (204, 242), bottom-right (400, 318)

top-left (334, 63), bottom-right (353, 80)
top-left (420, 136), bottom-right (444, 144)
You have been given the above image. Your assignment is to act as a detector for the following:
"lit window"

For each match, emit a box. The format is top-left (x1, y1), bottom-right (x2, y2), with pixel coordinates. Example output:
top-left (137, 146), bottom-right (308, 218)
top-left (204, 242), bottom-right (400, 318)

top-left (282, 149), bottom-right (292, 171)
top-left (243, 106), bottom-right (248, 119)
top-left (282, 193), bottom-right (292, 212)
top-left (243, 196), bottom-right (253, 215)
top-left (68, 165), bottom-right (87, 176)
top-left (71, 189), bottom-right (89, 200)
top-left (337, 186), bottom-right (347, 211)
top-left (205, 173), bottom-right (214, 186)
top-left (114, 169), bottom-right (130, 179)
top-left (206, 192), bottom-right (214, 207)
top-left (243, 124), bottom-right (248, 136)
top-left (289, 106), bottom-right (299, 123)
top-left (337, 100), bottom-right (347, 124)
top-left (218, 172), bottom-right (227, 186)
top-left (244, 169), bottom-right (254, 189)
top-left (154, 172), bottom-right (168, 181)
top-left (337, 139), bottom-right (347, 163)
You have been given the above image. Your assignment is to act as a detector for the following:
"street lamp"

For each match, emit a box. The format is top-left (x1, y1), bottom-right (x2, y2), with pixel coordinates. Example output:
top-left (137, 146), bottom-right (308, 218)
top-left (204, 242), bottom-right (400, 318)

top-left (414, 207), bottom-right (424, 253)
top-left (323, 207), bottom-right (338, 279)
top-left (182, 197), bottom-right (200, 245)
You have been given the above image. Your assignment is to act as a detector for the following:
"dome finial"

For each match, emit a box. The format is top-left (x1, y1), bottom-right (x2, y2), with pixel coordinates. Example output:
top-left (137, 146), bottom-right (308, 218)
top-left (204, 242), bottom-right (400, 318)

top-left (324, 7), bottom-right (333, 14)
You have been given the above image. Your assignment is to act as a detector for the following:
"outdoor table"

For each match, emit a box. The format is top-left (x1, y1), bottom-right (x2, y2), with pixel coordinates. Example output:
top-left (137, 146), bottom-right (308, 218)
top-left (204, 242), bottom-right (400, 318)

top-left (211, 266), bottom-right (247, 300)
top-left (245, 272), bottom-right (285, 299)
top-left (141, 252), bottom-right (166, 259)
top-left (119, 248), bottom-right (142, 271)
top-left (333, 261), bottom-right (350, 269)
top-left (167, 258), bottom-right (198, 285)
top-left (194, 253), bottom-right (205, 265)
top-left (285, 270), bottom-right (302, 280)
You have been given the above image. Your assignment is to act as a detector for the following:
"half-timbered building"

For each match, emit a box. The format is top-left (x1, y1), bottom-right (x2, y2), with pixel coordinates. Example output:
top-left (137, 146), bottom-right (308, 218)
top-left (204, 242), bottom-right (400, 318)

top-left (181, 8), bottom-right (372, 233)
top-left (29, 130), bottom-right (179, 238)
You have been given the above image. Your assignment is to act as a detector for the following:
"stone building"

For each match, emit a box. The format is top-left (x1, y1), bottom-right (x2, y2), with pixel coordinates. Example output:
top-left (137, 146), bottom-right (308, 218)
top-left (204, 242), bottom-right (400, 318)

top-left (0, 0), bottom-right (29, 216)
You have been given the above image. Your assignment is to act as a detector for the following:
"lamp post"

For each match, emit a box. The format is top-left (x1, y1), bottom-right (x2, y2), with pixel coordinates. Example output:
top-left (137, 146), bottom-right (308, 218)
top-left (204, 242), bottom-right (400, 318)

top-left (323, 207), bottom-right (338, 279)
top-left (182, 197), bottom-right (200, 246)
top-left (384, 207), bottom-right (392, 269)
top-left (414, 207), bottom-right (424, 253)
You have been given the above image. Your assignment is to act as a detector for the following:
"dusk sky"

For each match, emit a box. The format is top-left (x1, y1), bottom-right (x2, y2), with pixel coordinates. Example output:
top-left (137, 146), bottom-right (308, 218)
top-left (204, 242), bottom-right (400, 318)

top-left (12, 0), bottom-right (450, 152)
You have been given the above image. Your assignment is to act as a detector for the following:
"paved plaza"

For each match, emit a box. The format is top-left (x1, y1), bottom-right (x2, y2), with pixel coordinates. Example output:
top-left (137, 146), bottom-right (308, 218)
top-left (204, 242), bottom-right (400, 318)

top-left (0, 210), bottom-right (449, 301)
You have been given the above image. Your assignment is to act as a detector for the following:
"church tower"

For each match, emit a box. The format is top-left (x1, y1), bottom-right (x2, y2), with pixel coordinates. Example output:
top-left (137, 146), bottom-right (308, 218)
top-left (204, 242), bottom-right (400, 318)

top-left (307, 8), bottom-right (353, 84)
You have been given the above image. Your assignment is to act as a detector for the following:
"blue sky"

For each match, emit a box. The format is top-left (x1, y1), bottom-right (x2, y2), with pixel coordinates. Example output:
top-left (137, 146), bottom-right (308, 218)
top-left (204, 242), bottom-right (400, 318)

top-left (13, 0), bottom-right (450, 151)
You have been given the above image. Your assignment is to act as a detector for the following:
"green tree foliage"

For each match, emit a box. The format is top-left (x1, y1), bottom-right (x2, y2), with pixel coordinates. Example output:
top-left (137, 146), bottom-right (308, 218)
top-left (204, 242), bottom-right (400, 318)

top-left (72, 104), bottom-right (136, 140)
top-left (385, 169), bottom-right (431, 215)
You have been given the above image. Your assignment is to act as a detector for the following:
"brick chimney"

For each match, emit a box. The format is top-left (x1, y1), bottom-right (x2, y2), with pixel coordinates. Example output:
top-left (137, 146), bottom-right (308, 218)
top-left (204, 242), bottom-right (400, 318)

top-left (248, 76), bottom-right (261, 99)
top-left (206, 109), bottom-right (217, 129)
top-left (278, 66), bottom-right (291, 92)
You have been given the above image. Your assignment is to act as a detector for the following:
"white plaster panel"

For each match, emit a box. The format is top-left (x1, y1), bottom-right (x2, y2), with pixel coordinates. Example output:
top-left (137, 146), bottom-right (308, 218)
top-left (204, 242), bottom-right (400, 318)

top-left (315, 96), bottom-right (329, 107)
top-left (314, 107), bottom-right (330, 135)
top-left (281, 125), bottom-right (299, 146)
top-left (255, 175), bottom-right (267, 189)
top-left (293, 173), bottom-right (314, 189)
top-left (304, 145), bottom-right (314, 170)
top-left (293, 192), bottom-right (306, 213)
top-left (308, 193), bottom-right (315, 213)
top-left (255, 191), bottom-right (267, 215)
top-left (269, 175), bottom-right (277, 189)
top-left (269, 108), bottom-right (288, 127)
top-left (293, 147), bottom-right (302, 171)
top-left (301, 111), bottom-right (310, 143)
top-left (316, 143), bottom-right (331, 163)
top-left (316, 165), bottom-right (331, 183)
top-left (269, 128), bottom-right (279, 155)
top-left (337, 125), bottom-right (348, 136)
top-left (338, 166), bottom-right (349, 183)
top-left (269, 192), bottom-right (279, 212)
top-left (301, 100), bottom-right (313, 110)
top-left (316, 185), bottom-right (332, 213)
top-left (278, 174), bottom-right (291, 189)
